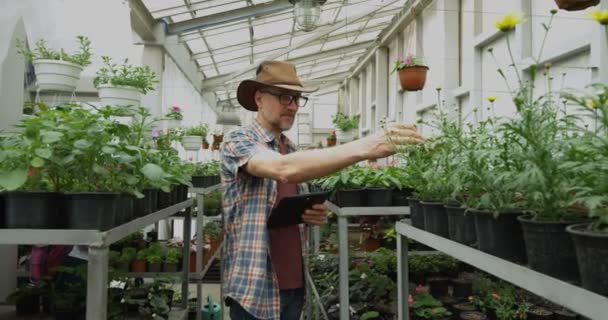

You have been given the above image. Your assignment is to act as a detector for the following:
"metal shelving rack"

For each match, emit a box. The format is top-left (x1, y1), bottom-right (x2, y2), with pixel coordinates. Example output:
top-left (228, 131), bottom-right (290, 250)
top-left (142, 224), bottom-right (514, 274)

top-left (395, 220), bottom-right (608, 320)
top-left (0, 198), bottom-right (195, 320)
top-left (325, 202), bottom-right (410, 320)
top-left (189, 184), bottom-right (224, 320)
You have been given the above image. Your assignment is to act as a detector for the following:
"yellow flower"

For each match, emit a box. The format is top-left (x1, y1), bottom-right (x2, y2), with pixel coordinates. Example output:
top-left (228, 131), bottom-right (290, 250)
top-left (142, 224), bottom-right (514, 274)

top-left (590, 10), bottom-right (608, 25)
top-left (495, 12), bottom-right (524, 32)
top-left (487, 96), bottom-right (498, 103)
top-left (586, 99), bottom-right (599, 109)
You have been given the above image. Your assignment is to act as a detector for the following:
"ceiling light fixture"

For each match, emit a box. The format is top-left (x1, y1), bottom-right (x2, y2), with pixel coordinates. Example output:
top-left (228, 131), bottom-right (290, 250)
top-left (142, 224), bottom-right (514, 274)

top-left (289, 0), bottom-right (327, 32)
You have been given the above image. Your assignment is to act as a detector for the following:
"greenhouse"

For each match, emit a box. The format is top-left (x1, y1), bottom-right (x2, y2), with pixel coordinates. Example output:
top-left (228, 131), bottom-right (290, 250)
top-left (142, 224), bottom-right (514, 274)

top-left (0, 0), bottom-right (607, 319)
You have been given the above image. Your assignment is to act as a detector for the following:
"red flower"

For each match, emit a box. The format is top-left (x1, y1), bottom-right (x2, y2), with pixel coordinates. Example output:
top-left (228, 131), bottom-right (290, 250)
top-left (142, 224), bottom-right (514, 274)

top-left (27, 168), bottom-right (37, 176)
top-left (171, 106), bottom-right (182, 112)
top-left (415, 285), bottom-right (425, 294)
top-left (407, 294), bottom-right (413, 306)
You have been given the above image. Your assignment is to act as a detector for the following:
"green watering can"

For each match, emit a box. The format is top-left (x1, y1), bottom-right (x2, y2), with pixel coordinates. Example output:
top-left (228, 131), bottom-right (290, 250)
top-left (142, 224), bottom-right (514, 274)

top-left (201, 295), bottom-right (222, 320)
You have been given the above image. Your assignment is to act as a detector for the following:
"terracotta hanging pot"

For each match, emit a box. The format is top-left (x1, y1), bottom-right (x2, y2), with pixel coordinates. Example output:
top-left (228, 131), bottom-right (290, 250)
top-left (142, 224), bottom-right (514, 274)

top-left (327, 138), bottom-right (336, 147)
top-left (202, 141), bottom-right (209, 149)
top-left (554, 0), bottom-right (599, 11)
top-left (213, 134), bottom-right (224, 144)
top-left (398, 66), bottom-right (429, 91)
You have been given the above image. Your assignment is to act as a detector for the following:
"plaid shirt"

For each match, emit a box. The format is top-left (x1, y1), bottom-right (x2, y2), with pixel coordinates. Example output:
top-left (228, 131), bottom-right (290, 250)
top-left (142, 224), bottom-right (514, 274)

top-left (220, 119), bottom-right (308, 319)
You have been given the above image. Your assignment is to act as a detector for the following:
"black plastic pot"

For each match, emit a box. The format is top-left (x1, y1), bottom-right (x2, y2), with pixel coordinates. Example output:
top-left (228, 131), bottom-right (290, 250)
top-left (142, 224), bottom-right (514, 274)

top-left (518, 216), bottom-right (582, 282)
top-left (452, 278), bottom-right (473, 299)
top-left (460, 311), bottom-right (488, 320)
top-left (0, 193), bottom-right (4, 228)
top-left (420, 201), bottom-right (449, 237)
top-left (191, 176), bottom-right (206, 188)
top-left (407, 197), bottom-right (424, 229)
top-left (4, 192), bottom-right (63, 229)
top-left (366, 188), bottom-right (392, 206)
top-left (178, 184), bottom-right (189, 203)
top-left (133, 196), bottom-right (146, 219)
top-left (428, 277), bottom-right (450, 297)
top-left (158, 190), bottom-right (173, 209)
top-left (471, 209), bottom-right (527, 263)
top-left (148, 262), bottom-right (162, 272)
top-left (446, 206), bottom-right (476, 246)
top-left (122, 194), bottom-right (134, 224)
top-left (16, 294), bottom-right (40, 315)
top-left (336, 189), bottom-right (365, 207)
top-left (554, 309), bottom-right (578, 320)
top-left (171, 185), bottom-right (180, 205)
top-left (527, 306), bottom-right (554, 320)
top-left (567, 223), bottom-right (608, 296)
top-left (145, 188), bottom-right (159, 214)
top-left (163, 262), bottom-right (179, 272)
top-left (391, 188), bottom-right (412, 206)
top-left (64, 192), bottom-right (119, 230)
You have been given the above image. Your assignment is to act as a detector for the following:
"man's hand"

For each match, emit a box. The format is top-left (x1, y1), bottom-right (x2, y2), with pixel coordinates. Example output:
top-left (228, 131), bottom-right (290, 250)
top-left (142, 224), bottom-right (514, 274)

top-left (302, 203), bottom-right (328, 225)
top-left (359, 123), bottom-right (424, 160)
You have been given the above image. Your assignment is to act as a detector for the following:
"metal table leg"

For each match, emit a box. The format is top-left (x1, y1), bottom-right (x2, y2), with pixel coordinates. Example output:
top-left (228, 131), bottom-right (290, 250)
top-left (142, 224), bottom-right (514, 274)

top-left (397, 231), bottom-right (410, 320)
top-left (196, 193), bottom-right (204, 320)
top-left (338, 215), bottom-right (349, 320)
top-left (86, 245), bottom-right (109, 320)
top-left (182, 206), bottom-right (192, 310)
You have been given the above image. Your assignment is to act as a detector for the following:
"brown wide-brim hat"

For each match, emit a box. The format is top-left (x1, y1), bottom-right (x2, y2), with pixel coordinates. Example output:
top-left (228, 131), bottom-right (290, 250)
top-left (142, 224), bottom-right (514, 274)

top-left (237, 60), bottom-right (319, 111)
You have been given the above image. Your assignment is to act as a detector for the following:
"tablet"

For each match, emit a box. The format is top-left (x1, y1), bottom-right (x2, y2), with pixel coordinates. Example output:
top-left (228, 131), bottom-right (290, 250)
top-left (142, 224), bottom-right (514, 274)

top-left (267, 191), bottom-right (331, 228)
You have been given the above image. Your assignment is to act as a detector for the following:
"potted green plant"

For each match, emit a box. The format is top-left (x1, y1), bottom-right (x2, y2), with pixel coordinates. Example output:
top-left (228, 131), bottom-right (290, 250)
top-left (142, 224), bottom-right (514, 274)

top-left (563, 83), bottom-right (608, 296)
top-left (204, 221), bottom-right (222, 252)
top-left (163, 106), bottom-right (183, 130)
top-left (50, 266), bottom-right (87, 319)
top-left (16, 35), bottom-right (92, 92)
top-left (118, 247), bottom-right (137, 272)
top-left (409, 286), bottom-right (451, 320)
top-left (94, 56), bottom-right (158, 108)
top-left (331, 112), bottom-right (359, 143)
top-left (163, 248), bottom-right (181, 272)
top-left (188, 161), bottom-right (221, 188)
top-left (326, 130), bottom-right (337, 147)
top-left (317, 166), bottom-right (367, 207)
top-left (132, 249), bottom-right (148, 273)
top-left (364, 166), bottom-right (403, 207)
top-left (391, 53), bottom-right (428, 91)
top-left (6, 283), bottom-right (42, 316)
top-left (203, 191), bottom-right (222, 216)
top-left (182, 123), bottom-right (208, 151)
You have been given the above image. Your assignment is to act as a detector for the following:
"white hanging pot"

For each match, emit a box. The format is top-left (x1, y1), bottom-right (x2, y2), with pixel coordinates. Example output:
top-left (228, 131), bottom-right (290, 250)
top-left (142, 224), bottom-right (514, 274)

top-left (97, 84), bottom-right (142, 107)
top-left (164, 119), bottom-right (181, 130)
top-left (182, 136), bottom-right (203, 151)
top-left (32, 59), bottom-right (83, 92)
top-left (335, 128), bottom-right (355, 143)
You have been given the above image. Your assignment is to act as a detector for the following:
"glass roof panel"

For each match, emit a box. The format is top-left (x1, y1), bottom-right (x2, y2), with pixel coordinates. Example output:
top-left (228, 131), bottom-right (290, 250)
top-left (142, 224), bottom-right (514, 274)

top-left (253, 39), bottom-right (290, 54)
top-left (143, 0), bottom-right (185, 13)
top-left (206, 29), bottom-right (250, 50)
top-left (196, 57), bottom-right (214, 66)
top-left (186, 38), bottom-right (207, 53)
top-left (203, 68), bottom-right (217, 78)
top-left (253, 19), bottom-right (293, 39)
top-left (196, 0), bottom-right (248, 16)
top-left (355, 31), bottom-right (380, 42)
top-left (203, 21), bottom-right (249, 37)
top-left (289, 44), bottom-right (323, 59)
top-left (322, 38), bottom-right (354, 51)
top-left (212, 47), bottom-right (251, 63)
top-left (171, 13), bottom-right (195, 22)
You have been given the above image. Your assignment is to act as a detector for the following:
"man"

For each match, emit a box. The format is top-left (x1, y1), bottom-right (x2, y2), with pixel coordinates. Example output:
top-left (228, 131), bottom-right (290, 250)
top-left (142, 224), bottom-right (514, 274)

top-left (220, 60), bottom-right (423, 320)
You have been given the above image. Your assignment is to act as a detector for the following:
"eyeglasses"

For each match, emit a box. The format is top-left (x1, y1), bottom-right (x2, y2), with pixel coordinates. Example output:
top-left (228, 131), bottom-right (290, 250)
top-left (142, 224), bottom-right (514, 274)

top-left (261, 90), bottom-right (308, 108)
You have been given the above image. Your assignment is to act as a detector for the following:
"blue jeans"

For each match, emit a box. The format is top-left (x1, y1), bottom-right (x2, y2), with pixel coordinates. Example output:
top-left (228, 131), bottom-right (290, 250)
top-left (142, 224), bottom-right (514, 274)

top-left (229, 288), bottom-right (305, 320)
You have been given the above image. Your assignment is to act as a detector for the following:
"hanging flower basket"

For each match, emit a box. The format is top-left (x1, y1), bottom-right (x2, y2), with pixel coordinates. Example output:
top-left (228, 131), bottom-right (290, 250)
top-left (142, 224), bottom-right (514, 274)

top-left (554, 0), bottom-right (599, 11)
top-left (398, 66), bottom-right (429, 91)
top-left (164, 119), bottom-right (181, 130)
top-left (181, 136), bottom-right (203, 151)
top-left (97, 84), bottom-right (142, 108)
top-left (32, 59), bottom-right (83, 92)
top-left (335, 128), bottom-right (355, 143)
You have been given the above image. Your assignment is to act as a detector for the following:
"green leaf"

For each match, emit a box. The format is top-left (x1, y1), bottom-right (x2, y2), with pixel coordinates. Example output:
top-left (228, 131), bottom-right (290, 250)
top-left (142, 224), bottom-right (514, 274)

top-left (31, 157), bottom-right (44, 168)
top-left (0, 151), bottom-right (6, 162)
top-left (35, 148), bottom-right (52, 159)
top-left (102, 146), bottom-right (115, 154)
top-left (59, 154), bottom-right (75, 165)
top-left (0, 169), bottom-right (28, 191)
top-left (92, 164), bottom-right (110, 176)
top-left (141, 163), bottom-right (165, 181)
top-left (41, 131), bottom-right (63, 143)
top-left (74, 139), bottom-right (92, 149)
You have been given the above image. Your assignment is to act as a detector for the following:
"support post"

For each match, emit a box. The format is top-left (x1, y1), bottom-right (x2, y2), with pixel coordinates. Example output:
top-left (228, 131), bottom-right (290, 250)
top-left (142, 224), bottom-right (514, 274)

top-left (182, 206), bottom-right (192, 310)
top-left (86, 245), bottom-right (109, 320)
top-left (397, 232), bottom-right (410, 320)
top-left (338, 214), bottom-right (349, 320)
top-left (196, 193), bottom-right (205, 320)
